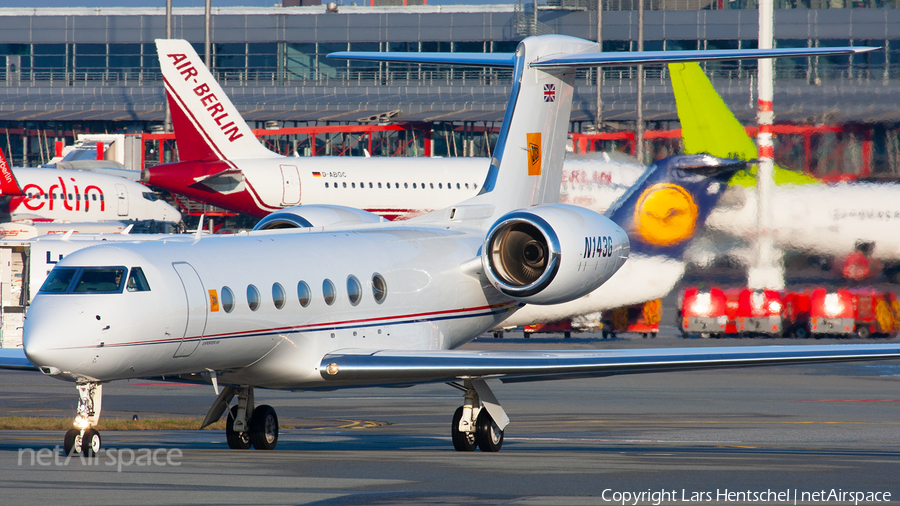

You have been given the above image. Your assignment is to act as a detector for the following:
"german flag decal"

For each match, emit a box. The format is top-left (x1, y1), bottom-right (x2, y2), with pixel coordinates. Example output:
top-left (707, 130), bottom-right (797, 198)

top-left (526, 133), bottom-right (541, 176)
top-left (209, 289), bottom-right (220, 312)
top-left (312, 172), bottom-right (323, 177)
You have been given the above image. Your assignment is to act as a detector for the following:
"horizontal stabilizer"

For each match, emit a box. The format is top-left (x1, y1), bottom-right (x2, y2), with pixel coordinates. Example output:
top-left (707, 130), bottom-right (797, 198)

top-left (329, 46), bottom-right (877, 69)
top-left (187, 168), bottom-right (244, 193)
top-left (320, 344), bottom-right (900, 386)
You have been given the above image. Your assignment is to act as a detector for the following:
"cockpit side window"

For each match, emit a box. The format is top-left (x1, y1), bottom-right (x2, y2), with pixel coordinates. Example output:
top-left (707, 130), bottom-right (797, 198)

top-left (39, 268), bottom-right (77, 293)
top-left (142, 192), bottom-right (159, 202)
top-left (73, 267), bottom-right (127, 293)
top-left (126, 267), bottom-right (151, 292)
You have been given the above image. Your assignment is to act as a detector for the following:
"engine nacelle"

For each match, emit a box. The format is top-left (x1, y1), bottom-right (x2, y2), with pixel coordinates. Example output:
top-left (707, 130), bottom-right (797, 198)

top-left (253, 205), bottom-right (385, 231)
top-left (482, 204), bottom-right (629, 305)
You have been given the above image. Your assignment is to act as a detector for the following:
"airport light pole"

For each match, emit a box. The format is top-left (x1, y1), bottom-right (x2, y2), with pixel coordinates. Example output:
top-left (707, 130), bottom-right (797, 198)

top-left (635, 0), bottom-right (644, 164)
top-left (748, 0), bottom-right (785, 290)
top-left (205, 0), bottom-right (211, 69)
top-left (163, 0), bottom-right (172, 133)
top-left (595, 0), bottom-right (603, 131)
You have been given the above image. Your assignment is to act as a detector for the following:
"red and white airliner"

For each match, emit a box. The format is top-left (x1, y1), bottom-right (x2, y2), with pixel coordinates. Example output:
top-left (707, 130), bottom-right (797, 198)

top-left (0, 149), bottom-right (180, 239)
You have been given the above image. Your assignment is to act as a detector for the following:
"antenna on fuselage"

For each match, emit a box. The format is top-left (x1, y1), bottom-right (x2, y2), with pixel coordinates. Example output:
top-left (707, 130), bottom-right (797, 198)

top-left (194, 214), bottom-right (205, 242)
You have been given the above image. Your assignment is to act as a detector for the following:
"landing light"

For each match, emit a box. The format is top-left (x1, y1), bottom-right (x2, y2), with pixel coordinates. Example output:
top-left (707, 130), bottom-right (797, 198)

top-left (326, 363), bottom-right (340, 375)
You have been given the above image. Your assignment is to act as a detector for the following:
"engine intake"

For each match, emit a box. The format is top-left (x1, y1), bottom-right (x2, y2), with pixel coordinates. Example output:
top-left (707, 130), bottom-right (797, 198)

top-left (484, 212), bottom-right (560, 297)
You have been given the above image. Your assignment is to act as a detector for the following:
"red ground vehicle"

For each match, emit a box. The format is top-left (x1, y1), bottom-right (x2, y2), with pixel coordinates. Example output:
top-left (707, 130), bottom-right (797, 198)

top-left (603, 299), bottom-right (662, 338)
top-left (678, 287), bottom-right (727, 338)
top-left (782, 290), bottom-right (812, 338)
top-left (847, 288), bottom-right (900, 338)
top-left (523, 320), bottom-right (573, 338)
top-left (809, 288), bottom-right (855, 337)
top-left (736, 289), bottom-right (784, 337)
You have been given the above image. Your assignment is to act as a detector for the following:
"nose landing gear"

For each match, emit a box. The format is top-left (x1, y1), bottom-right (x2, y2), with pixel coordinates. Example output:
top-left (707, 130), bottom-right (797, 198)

top-left (63, 382), bottom-right (103, 456)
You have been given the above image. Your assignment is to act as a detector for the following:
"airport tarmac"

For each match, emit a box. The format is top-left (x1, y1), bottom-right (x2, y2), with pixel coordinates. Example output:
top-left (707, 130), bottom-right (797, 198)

top-left (1, 328), bottom-right (899, 505)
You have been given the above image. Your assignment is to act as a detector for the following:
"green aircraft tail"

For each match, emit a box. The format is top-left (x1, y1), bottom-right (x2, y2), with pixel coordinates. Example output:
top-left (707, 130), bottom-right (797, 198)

top-left (668, 62), bottom-right (818, 187)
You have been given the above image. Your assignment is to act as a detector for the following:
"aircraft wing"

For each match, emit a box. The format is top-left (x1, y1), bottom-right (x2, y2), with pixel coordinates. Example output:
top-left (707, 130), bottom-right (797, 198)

top-left (0, 348), bottom-right (36, 371)
top-left (320, 344), bottom-right (900, 386)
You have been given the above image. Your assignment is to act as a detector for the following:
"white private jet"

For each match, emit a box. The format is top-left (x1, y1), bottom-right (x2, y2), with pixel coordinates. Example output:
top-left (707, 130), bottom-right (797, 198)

top-left (0, 149), bottom-right (181, 235)
top-left (8, 36), bottom-right (898, 459)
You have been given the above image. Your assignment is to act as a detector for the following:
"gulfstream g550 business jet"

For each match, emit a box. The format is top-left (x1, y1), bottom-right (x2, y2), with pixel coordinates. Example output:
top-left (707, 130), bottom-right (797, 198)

top-left (17, 36), bottom-right (898, 457)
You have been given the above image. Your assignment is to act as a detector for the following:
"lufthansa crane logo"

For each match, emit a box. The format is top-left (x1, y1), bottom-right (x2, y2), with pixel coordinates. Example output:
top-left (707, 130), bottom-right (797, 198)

top-left (632, 183), bottom-right (698, 246)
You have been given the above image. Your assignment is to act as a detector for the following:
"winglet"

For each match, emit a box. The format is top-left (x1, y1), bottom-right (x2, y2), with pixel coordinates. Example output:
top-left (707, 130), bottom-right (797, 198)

top-left (0, 148), bottom-right (23, 196)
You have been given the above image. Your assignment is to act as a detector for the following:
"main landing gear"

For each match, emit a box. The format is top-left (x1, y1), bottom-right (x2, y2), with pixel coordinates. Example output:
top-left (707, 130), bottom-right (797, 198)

top-left (202, 385), bottom-right (279, 450)
top-left (63, 382), bottom-right (103, 456)
top-left (448, 379), bottom-right (508, 452)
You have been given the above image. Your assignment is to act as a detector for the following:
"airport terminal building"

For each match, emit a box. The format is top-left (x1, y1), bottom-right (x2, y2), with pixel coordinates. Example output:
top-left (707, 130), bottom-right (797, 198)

top-left (1, 2), bottom-right (899, 175)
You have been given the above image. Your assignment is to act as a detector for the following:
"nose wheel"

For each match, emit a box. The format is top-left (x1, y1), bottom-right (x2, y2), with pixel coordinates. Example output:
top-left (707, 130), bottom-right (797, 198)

top-left (64, 382), bottom-right (103, 456)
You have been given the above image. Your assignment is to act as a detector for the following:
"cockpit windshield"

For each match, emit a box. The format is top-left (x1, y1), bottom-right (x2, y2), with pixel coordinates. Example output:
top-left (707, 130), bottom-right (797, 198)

top-left (73, 268), bottom-right (126, 293)
top-left (40, 268), bottom-right (77, 293)
top-left (39, 266), bottom-right (149, 294)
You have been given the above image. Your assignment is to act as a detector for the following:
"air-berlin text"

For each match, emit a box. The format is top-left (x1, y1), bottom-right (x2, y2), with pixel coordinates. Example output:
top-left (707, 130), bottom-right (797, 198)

top-left (166, 53), bottom-right (243, 143)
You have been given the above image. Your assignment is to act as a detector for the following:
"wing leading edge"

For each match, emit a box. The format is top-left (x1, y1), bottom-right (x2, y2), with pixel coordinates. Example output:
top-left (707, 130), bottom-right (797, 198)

top-left (320, 344), bottom-right (900, 386)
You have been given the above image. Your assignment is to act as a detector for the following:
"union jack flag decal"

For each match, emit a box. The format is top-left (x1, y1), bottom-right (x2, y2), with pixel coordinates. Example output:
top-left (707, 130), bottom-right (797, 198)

top-left (543, 83), bottom-right (556, 102)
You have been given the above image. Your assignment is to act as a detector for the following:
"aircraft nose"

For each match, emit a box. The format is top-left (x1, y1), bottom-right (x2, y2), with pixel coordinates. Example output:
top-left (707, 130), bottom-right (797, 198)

top-left (23, 297), bottom-right (93, 376)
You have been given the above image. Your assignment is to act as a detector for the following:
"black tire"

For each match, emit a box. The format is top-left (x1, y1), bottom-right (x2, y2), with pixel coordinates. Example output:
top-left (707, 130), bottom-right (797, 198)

top-left (82, 428), bottom-right (101, 457)
top-left (249, 405), bottom-right (279, 451)
top-left (793, 327), bottom-right (808, 339)
top-left (450, 406), bottom-right (476, 452)
top-left (856, 325), bottom-right (871, 339)
top-left (563, 331), bottom-right (571, 338)
top-left (64, 428), bottom-right (81, 456)
top-left (475, 409), bottom-right (503, 452)
top-left (226, 405), bottom-right (252, 450)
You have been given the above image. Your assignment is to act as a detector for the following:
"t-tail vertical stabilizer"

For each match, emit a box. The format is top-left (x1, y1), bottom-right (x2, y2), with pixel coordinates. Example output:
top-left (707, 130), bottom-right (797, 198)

top-left (472, 36), bottom-right (598, 215)
top-left (156, 39), bottom-right (277, 162)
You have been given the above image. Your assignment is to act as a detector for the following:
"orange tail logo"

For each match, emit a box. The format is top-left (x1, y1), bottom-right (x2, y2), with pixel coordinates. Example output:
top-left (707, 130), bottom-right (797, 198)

top-left (527, 133), bottom-right (541, 176)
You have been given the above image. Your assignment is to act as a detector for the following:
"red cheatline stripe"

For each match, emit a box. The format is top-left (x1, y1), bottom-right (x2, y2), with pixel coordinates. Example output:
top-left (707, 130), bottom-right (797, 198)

top-left (74, 302), bottom-right (519, 348)
top-left (757, 99), bottom-right (773, 112)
